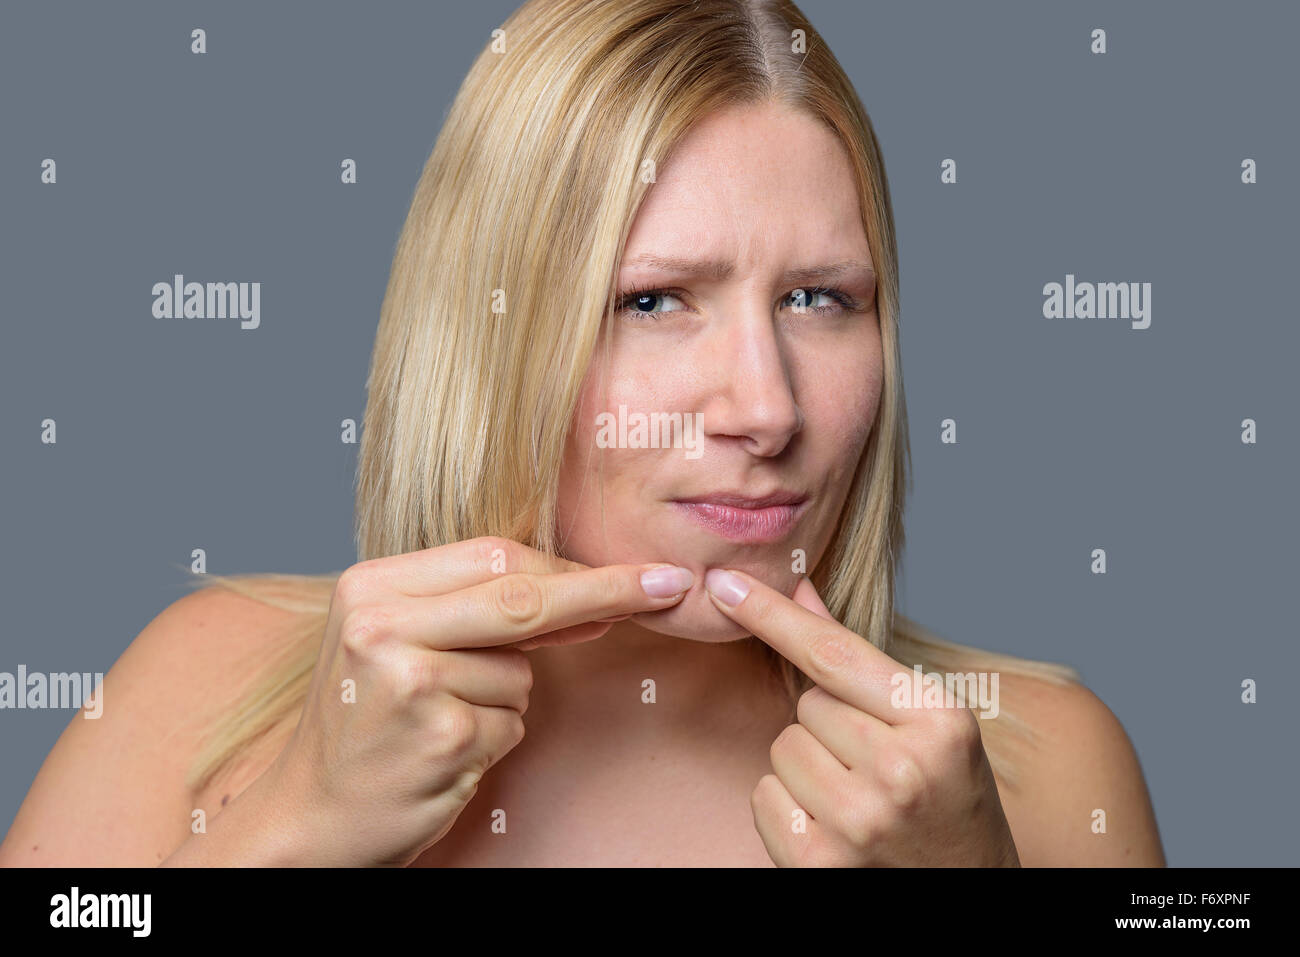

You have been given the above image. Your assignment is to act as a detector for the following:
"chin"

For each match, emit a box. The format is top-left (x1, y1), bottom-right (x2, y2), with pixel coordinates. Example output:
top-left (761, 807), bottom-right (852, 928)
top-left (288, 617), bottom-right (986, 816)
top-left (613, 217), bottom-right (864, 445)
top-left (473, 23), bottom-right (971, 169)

top-left (630, 565), bottom-right (801, 643)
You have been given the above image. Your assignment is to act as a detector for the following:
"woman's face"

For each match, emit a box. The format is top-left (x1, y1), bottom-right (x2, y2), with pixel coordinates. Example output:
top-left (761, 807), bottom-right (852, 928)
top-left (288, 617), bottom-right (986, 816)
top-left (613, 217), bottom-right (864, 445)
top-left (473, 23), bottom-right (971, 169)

top-left (556, 99), bottom-right (884, 642)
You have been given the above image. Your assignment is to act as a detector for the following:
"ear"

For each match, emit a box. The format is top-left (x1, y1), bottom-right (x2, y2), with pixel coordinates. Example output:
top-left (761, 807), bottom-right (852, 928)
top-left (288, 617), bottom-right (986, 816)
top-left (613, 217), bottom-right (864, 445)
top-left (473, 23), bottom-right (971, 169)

top-left (792, 576), bottom-right (835, 622)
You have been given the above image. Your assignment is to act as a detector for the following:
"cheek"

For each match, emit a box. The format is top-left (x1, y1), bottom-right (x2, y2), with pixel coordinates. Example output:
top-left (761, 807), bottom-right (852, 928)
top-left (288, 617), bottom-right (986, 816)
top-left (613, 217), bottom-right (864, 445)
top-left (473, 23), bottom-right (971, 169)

top-left (555, 357), bottom-right (663, 563)
top-left (847, 358), bottom-right (884, 449)
top-left (802, 335), bottom-right (884, 466)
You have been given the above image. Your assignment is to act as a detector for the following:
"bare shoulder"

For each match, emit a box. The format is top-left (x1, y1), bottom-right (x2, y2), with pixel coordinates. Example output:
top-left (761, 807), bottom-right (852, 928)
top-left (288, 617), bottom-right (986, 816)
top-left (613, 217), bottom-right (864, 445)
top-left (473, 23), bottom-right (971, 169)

top-left (0, 584), bottom-right (308, 867)
top-left (992, 671), bottom-right (1166, 867)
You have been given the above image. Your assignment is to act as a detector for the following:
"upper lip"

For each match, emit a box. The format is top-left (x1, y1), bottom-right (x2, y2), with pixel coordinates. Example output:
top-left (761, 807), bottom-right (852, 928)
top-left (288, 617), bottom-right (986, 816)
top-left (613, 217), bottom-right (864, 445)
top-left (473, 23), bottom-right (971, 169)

top-left (672, 490), bottom-right (807, 508)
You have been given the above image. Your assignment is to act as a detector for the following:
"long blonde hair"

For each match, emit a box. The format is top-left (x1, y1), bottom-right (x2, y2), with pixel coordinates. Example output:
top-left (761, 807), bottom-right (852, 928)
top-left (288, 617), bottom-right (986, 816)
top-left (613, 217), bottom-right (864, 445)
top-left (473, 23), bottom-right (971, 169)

top-left (183, 0), bottom-right (1080, 799)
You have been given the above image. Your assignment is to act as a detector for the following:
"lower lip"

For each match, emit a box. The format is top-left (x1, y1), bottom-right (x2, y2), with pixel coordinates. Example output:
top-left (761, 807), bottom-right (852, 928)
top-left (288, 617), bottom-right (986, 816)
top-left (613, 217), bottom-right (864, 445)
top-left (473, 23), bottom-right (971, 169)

top-left (672, 501), bottom-right (807, 543)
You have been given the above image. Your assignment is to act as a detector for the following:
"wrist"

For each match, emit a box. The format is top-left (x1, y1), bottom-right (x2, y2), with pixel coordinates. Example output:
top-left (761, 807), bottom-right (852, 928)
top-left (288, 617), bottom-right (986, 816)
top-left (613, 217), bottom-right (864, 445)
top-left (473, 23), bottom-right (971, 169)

top-left (234, 758), bottom-right (320, 866)
top-left (162, 763), bottom-right (315, 867)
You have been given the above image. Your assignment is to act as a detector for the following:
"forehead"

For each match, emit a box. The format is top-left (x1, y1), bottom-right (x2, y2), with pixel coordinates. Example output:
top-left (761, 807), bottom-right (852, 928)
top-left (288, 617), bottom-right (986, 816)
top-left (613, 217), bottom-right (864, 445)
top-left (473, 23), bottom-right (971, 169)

top-left (623, 101), bottom-right (869, 263)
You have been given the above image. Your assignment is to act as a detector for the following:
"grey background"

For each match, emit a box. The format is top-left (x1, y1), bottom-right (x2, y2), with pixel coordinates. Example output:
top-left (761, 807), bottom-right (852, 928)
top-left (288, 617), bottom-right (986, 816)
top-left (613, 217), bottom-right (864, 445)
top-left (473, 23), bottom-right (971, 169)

top-left (1, 0), bottom-right (1295, 865)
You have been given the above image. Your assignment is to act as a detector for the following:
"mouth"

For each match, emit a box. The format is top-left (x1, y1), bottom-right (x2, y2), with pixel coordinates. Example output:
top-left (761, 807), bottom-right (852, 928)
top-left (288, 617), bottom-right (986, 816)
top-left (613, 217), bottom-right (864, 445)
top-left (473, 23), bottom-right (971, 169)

top-left (669, 490), bottom-right (809, 544)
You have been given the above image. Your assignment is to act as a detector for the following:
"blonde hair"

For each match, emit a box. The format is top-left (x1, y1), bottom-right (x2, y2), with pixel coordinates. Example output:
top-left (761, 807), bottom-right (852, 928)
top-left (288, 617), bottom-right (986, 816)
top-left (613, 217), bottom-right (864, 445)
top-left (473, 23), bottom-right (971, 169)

top-left (183, 0), bottom-right (1080, 800)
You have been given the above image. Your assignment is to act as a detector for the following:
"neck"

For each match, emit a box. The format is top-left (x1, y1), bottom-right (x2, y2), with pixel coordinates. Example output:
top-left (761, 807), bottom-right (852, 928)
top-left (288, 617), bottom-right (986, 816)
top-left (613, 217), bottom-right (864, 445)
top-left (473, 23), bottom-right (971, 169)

top-left (525, 620), bottom-right (793, 744)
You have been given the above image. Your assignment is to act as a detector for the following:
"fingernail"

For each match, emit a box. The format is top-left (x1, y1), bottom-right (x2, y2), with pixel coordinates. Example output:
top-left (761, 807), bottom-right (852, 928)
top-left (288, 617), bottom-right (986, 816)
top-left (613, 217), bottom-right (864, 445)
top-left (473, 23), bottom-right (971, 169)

top-left (640, 565), bottom-right (694, 598)
top-left (705, 568), bottom-right (750, 606)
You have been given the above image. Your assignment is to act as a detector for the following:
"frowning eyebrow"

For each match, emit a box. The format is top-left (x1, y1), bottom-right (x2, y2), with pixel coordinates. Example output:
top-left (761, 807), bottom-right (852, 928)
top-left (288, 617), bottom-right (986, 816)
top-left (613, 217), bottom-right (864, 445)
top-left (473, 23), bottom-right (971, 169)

top-left (620, 254), bottom-right (875, 287)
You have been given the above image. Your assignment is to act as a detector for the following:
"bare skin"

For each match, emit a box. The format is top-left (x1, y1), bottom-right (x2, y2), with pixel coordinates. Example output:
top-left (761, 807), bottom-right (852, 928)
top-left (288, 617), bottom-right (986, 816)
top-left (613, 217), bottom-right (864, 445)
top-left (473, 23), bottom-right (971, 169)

top-left (0, 100), bottom-right (1165, 867)
top-left (180, 588), bottom-right (1164, 867)
top-left (0, 577), bottom-right (1164, 866)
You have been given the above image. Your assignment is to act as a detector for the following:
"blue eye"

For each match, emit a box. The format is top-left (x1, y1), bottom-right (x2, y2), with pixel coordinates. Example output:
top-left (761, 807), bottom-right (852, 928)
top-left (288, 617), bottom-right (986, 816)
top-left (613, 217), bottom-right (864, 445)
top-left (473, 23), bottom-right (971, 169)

top-left (613, 284), bottom-right (858, 319)
top-left (617, 287), bottom-right (687, 316)
top-left (785, 286), bottom-right (855, 312)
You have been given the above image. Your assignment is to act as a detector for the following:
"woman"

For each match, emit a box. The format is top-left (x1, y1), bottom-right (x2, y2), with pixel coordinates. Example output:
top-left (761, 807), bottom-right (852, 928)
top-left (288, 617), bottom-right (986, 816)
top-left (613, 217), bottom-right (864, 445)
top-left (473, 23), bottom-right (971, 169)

top-left (1, 0), bottom-right (1164, 867)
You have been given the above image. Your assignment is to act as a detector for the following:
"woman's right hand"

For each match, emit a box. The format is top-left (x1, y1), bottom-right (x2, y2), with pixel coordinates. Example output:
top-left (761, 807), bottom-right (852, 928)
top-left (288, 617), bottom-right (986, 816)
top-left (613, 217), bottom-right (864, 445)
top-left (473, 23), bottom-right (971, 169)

top-left (251, 537), bottom-right (694, 867)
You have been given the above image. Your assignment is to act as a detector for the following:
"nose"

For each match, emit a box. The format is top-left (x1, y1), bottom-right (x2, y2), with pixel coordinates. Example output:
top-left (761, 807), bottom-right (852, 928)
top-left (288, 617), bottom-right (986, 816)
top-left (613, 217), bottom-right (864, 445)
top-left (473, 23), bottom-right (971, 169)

top-left (698, 303), bottom-right (805, 458)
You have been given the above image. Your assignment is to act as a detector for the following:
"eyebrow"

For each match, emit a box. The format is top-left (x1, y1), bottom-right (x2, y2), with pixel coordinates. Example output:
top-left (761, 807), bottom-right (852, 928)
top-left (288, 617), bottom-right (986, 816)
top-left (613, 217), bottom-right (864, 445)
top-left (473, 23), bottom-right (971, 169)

top-left (620, 254), bottom-right (875, 287)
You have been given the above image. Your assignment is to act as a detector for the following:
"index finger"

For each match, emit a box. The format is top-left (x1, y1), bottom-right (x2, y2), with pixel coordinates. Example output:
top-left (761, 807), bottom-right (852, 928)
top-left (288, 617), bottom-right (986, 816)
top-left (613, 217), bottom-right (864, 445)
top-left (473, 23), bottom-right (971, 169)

top-left (703, 567), bottom-right (910, 723)
top-left (343, 537), bottom-right (590, 598)
top-left (418, 561), bottom-right (695, 650)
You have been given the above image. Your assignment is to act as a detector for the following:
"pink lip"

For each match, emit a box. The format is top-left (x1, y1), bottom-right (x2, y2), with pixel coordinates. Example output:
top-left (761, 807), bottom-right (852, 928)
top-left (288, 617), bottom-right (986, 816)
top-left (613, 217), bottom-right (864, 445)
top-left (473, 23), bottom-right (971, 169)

top-left (671, 492), bottom-right (808, 543)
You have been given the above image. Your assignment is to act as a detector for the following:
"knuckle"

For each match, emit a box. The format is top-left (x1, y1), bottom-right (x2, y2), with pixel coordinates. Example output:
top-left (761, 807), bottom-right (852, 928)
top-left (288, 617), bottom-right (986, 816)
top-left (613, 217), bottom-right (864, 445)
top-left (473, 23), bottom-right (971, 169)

top-left (843, 710), bottom-right (874, 746)
top-left (598, 566), bottom-right (632, 608)
top-left (332, 563), bottom-right (374, 610)
top-left (877, 749), bottom-right (926, 812)
top-left (933, 706), bottom-right (981, 752)
top-left (448, 767), bottom-right (483, 804)
top-left (424, 649), bottom-right (451, 686)
top-left (769, 723), bottom-right (799, 763)
top-left (473, 536), bottom-right (516, 571)
top-left (339, 604), bottom-right (392, 654)
top-left (389, 652), bottom-right (441, 702)
top-left (751, 773), bottom-right (781, 813)
top-left (511, 652), bottom-right (535, 704)
top-left (490, 648), bottom-right (534, 713)
top-left (795, 685), bottom-right (827, 725)
top-left (430, 697), bottom-right (479, 756)
top-left (492, 574), bottom-right (545, 628)
top-left (806, 630), bottom-right (853, 681)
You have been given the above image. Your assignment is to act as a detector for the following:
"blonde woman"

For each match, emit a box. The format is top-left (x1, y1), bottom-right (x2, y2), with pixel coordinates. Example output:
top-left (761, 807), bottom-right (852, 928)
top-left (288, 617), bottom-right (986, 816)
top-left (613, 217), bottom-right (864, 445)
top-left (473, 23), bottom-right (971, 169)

top-left (1, 0), bottom-right (1163, 867)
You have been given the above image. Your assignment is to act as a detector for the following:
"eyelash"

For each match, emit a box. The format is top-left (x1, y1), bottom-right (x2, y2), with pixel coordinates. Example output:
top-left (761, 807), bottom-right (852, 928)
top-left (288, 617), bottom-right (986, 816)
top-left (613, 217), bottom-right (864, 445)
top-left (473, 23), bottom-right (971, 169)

top-left (614, 283), bottom-right (858, 318)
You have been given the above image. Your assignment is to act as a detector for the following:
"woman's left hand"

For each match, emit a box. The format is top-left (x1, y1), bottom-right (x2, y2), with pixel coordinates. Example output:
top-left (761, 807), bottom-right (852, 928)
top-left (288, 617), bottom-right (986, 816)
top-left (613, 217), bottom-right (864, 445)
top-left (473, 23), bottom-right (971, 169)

top-left (704, 568), bottom-right (1021, 867)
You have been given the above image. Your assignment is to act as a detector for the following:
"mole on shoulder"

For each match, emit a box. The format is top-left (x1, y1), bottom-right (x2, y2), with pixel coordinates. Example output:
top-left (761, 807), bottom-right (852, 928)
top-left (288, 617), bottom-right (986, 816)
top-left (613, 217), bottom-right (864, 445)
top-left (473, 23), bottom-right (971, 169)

top-left (32, 845), bottom-right (38, 852)
top-left (221, 793), bottom-right (229, 806)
